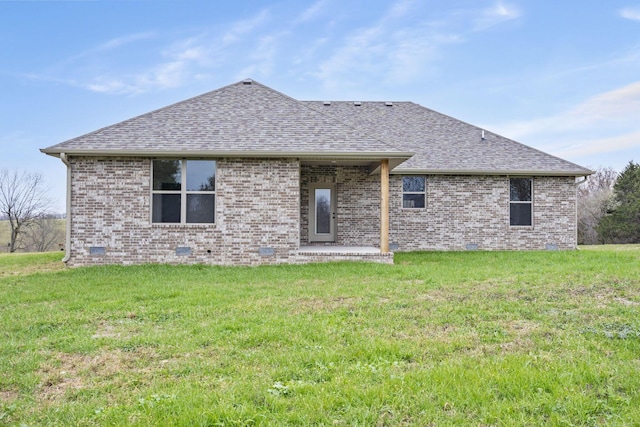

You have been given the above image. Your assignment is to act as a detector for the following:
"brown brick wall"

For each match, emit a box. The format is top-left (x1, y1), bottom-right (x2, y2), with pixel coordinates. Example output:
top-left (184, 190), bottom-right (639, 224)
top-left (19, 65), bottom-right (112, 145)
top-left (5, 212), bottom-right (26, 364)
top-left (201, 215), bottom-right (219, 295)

top-left (67, 157), bottom-right (301, 266)
top-left (67, 159), bottom-right (577, 267)
top-left (389, 175), bottom-right (577, 250)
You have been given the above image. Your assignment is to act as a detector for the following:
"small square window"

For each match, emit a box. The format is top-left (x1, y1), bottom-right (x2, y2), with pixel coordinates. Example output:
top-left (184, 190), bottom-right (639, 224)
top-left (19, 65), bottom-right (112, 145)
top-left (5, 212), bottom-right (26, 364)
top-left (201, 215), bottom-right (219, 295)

top-left (402, 176), bottom-right (426, 209)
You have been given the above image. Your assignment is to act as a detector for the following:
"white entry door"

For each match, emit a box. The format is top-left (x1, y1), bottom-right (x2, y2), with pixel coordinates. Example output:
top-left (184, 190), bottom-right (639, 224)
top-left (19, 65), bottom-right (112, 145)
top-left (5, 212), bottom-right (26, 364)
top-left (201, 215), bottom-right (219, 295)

top-left (309, 184), bottom-right (336, 242)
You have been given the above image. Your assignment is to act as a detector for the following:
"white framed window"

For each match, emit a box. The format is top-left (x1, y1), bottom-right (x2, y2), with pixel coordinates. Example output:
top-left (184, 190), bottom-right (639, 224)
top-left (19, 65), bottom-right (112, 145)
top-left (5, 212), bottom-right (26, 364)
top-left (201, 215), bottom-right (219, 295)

top-left (509, 177), bottom-right (532, 226)
top-left (152, 159), bottom-right (216, 224)
top-left (402, 176), bottom-right (426, 209)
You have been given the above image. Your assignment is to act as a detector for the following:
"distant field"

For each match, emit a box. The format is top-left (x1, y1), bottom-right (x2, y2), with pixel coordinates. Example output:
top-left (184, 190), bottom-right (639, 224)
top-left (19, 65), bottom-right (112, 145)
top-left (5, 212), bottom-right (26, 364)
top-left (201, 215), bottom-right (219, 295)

top-left (0, 219), bottom-right (65, 253)
top-left (1, 248), bottom-right (640, 425)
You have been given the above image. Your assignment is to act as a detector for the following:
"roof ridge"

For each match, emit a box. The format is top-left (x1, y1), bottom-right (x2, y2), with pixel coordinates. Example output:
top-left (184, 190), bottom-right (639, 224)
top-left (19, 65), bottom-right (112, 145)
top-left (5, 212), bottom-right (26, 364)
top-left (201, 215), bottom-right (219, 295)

top-left (248, 80), bottom-right (413, 155)
top-left (298, 100), bottom-right (409, 153)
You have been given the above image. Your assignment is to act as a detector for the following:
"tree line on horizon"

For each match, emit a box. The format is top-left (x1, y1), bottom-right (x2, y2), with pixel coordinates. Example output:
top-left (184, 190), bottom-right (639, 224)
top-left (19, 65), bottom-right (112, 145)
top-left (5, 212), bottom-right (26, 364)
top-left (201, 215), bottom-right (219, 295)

top-left (578, 161), bottom-right (640, 245)
top-left (0, 169), bottom-right (64, 253)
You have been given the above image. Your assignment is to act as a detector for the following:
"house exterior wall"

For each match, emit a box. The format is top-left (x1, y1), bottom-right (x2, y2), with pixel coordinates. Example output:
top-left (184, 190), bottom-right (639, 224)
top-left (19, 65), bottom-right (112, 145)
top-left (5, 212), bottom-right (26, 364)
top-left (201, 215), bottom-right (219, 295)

top-left (66, 156), bottom-right (301, 266)
top-left (300, 165), bottom-right (380, 246)
top-left (390, 175), bottom-right (577, 251)
top-left (300, 168), bottom-right (577, 251)
top-left (67, 160), bottom-right (577, 267)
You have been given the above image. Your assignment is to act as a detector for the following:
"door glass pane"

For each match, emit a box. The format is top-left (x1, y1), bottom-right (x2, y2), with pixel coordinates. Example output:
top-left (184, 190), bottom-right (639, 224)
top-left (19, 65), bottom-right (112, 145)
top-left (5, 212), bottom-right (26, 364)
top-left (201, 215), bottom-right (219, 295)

top-left (186, 194), bottom-right (215, 223)
top-left (153, 160), bottom-right (181, 190)
top-left (315, 189), bottom-right (331, 234)
top-left (152, 194), bottom-right (181, 223)
top-left (186, 160), bottom-right (216, 191)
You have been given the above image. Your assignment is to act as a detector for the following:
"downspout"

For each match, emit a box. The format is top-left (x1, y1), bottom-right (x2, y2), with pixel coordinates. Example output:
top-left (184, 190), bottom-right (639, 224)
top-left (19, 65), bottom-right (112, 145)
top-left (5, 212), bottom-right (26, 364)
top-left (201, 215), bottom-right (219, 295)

top-left (60, 153), bottom-right (71, 263)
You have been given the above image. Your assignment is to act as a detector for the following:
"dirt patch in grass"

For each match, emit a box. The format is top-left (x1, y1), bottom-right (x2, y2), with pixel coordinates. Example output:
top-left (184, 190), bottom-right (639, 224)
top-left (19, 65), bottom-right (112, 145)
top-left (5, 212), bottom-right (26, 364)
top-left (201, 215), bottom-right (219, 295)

top-left (37, 348), bottom-right (159, 401)
top-left (91, 318), bottom-right (139, 340)
top-left (292, 296), bottom-right (361, 314)
top-left (415, 290), bottom-right (449, 303)
top-left (0, 389), bottom-right (19, 403)
top-left (613, 297), bottom-right (639, 306)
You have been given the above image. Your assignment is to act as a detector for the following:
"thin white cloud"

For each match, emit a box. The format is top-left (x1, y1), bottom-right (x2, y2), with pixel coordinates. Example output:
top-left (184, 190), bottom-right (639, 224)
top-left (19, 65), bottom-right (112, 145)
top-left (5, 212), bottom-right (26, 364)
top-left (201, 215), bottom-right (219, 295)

top-left (314, 0), bottom-right (520, 91)
top-left (53, 31), bottom-right (156, 68)
top-left (292, 37), bottom-right (328, 65)
top-left (488, 81), bottom-right (640, 167)
top-left (222, 9), bottom-right (270, 44)
top-left (97, 32), bottom-right (156, 51)
top-left (494, 80), bottom-right (640, 139)
top-left (295, 0), bottom-right (328, 23)
top-left (73, 46), bottom-right (196, 95)
top-left (556, 130), bottom-right (640, 158)
top-left (473, 1), bottom-right (520, 31)
top-left (620, 6), bottom-right (640, 21)
top-left (26, 8), bottom-right (274, 95)
top-left (26, 1), bottom-right (523, 96)
top-left (235, 32), bottom-right (288, 80)
top-left (386, 0), bottom-right (416, 20)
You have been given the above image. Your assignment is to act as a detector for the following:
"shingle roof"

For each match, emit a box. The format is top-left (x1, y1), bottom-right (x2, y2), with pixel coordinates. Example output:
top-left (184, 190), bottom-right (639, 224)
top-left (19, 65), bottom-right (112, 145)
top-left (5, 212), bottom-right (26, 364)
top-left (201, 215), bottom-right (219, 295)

top-left (42, 79), bottom-right (591, 176)
top-left (303, 101), bottom-right (592, 176)
top-left (41, 79), bottom-right (412, 164)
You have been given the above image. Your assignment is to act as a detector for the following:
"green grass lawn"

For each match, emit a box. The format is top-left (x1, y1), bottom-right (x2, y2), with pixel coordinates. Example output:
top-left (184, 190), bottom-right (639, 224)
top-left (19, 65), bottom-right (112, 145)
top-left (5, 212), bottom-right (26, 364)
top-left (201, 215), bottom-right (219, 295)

top-left (1, 248), bottom-right (639, 426)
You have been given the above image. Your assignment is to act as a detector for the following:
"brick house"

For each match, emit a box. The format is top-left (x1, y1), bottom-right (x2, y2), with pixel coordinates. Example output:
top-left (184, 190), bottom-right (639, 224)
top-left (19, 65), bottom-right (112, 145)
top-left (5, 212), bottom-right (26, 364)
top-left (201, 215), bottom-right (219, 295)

top-left (41, 79), bottom-right (592, 266)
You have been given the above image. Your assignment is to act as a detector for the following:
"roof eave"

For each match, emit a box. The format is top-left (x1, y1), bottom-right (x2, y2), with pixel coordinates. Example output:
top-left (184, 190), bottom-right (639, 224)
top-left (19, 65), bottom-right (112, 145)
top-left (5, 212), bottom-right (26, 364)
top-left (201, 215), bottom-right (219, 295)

top-left (391, 168), bottom-right (593, 177)
top-left (40, 148), bottom-right (414, 162)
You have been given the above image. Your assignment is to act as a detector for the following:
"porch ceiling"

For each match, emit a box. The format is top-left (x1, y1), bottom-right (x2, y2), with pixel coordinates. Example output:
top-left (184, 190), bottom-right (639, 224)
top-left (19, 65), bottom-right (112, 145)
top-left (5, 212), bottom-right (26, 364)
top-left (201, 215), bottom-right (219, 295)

top-left (301, 159), bottom-right (378, 167)
top-left (300, 157), bottom-right (407, 171)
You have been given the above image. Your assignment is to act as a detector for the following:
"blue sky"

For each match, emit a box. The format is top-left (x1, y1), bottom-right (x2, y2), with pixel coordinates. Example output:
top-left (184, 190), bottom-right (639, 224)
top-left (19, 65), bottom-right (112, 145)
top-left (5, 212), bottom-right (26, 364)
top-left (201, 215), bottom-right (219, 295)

top-left (1, 0), bottom-right (639, 211)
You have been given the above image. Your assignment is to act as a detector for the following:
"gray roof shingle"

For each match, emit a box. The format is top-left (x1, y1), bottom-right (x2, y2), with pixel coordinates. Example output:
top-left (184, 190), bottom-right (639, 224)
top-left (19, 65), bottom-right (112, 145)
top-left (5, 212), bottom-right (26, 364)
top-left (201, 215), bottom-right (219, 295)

top-left (303, 101), bottom-right (592, 176)
top-left (42, 79), bottom-right (591, 176)
top-left (41, 80), bottom-right (411, 162)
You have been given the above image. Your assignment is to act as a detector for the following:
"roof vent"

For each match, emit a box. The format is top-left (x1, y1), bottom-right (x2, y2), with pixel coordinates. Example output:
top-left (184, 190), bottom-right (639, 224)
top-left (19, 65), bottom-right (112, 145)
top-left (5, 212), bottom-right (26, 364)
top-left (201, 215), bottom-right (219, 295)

top-left (481, 129), bottom-right (485, 141)
top-left (242, 79), bottom-right (253, 85)
top-left (323, 101), bottom-right (331, 106)
top-left (385, 102), bottom-right (393, 106)
top-left (354, 101), bottom-right (362, 106)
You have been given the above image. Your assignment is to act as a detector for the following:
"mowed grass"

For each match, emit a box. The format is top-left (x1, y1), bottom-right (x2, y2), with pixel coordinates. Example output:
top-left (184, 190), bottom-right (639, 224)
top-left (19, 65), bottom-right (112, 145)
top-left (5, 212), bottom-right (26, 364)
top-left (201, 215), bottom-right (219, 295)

top-left (1, 249), bottom-right (639, 426)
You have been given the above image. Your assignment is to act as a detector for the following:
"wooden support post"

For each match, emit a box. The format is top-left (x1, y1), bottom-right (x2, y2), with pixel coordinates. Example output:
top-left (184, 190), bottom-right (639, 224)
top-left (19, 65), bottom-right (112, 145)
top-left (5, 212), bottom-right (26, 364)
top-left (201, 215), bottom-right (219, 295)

top-left (380, 159), bottom-right (390, 253)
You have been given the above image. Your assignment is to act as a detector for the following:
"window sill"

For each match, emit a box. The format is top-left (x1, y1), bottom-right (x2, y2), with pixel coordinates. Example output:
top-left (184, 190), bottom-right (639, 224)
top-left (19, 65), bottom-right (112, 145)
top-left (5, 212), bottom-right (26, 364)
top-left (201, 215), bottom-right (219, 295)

top-left (151, 223), bottom-right (216, 228)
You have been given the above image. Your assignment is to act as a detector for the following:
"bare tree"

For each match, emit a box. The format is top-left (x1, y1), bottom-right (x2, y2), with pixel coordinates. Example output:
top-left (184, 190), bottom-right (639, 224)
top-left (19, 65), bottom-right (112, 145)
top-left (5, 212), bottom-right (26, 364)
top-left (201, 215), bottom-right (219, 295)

top-left (23, 214), bottom-right (65, 252)
top-left (0, 169), bottom-right (52, 252)
top-left (577, 166), bottom-right (618, 245)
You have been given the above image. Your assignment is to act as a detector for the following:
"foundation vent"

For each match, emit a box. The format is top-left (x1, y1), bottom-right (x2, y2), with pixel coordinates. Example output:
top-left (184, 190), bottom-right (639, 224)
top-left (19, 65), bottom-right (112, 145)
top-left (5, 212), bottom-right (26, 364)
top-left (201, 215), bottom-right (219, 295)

top-left (176, 247), bottom-right (191, 256)
top-left (89, 246), bottom-right (105, 255)
top-left (259, 247), bottom-right (275, 257)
